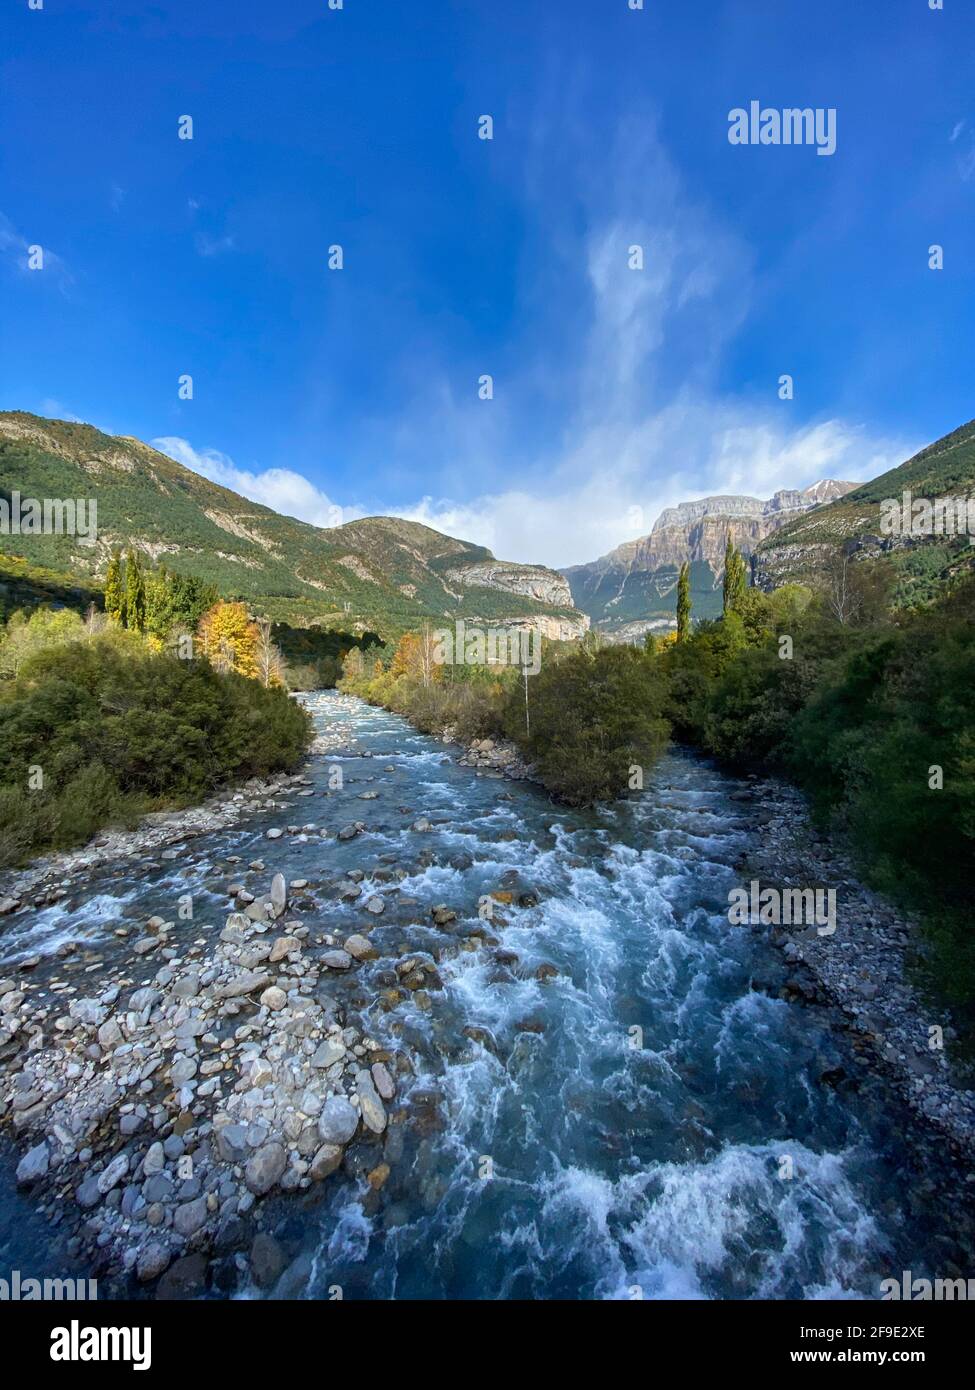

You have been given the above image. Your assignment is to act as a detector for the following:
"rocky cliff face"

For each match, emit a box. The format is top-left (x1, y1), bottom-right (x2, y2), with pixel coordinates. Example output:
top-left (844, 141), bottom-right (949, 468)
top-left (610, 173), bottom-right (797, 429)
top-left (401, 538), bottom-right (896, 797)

top-left (444, 560), bottom-right (574, 608)
top-left (563, 481), bottom-right (856, 633)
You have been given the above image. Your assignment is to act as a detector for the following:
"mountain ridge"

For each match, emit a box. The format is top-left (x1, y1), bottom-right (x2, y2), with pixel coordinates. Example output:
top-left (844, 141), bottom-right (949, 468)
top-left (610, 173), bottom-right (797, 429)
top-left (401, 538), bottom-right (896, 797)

top-left (0, 412), bottom-right (586, 640)
top-left (563, 480), bottom-right (856, 635)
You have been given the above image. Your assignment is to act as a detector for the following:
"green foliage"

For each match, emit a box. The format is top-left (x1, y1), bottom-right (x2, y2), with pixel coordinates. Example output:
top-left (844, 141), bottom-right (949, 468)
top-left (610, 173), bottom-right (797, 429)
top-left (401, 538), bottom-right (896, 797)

top-left (0, 551), bottom-right (101, 623)
top-left (0, 634), bottom-right (312, 866)
top-left (271, 622), bottom-right (380, 690)
top-left (657, 576), bottom-right (975, 1011)
top-left (503, 645), bottom-right (670, 805)
top-left (0, 605), bottom-right (89, 678)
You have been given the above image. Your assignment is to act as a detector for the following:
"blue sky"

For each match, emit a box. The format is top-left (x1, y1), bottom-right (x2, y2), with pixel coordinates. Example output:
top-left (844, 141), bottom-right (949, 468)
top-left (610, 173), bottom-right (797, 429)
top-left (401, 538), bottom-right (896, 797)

top-left (2, 0), bottom-right (973, 567)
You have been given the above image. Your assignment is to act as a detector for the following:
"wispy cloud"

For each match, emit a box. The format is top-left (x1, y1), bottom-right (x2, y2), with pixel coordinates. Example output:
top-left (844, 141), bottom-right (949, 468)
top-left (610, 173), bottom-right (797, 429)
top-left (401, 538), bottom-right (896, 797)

top-left (40, 397), bottom-right (85, 424)
top-left (949, 118), bottom-right (975, 181)
top-left (151, 115), bottom-right (913, 569)
top-left (194, 232), bottom-right (236, 257)
top-left (361, 114), bottom-right (911, 566)
top-left (0, 211), bottom-right (73, 287)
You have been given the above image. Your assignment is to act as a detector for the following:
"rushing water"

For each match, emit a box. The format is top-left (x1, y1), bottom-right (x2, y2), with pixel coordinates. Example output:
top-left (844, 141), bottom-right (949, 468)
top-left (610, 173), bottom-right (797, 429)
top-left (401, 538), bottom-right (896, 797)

top-left (1, 692), bottom-right (972, 1300)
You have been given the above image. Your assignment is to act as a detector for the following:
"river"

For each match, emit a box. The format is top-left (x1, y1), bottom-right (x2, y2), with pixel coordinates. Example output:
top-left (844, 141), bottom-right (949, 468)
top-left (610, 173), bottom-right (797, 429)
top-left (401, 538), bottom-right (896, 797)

top-left (1, 691), bottom-right (972, 1299)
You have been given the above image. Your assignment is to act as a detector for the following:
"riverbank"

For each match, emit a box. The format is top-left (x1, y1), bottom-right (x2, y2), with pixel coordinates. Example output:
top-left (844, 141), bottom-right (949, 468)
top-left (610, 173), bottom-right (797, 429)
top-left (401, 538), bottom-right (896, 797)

top-left (734, 775), bottom-right (975, 1164)
top-left (0, 717), bottom-right (352, 917)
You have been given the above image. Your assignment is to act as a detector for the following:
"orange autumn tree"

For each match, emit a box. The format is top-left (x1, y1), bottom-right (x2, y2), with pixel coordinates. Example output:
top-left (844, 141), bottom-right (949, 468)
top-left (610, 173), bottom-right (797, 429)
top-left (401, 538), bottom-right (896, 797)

top-left (196, 600), bottom-right (260, 679)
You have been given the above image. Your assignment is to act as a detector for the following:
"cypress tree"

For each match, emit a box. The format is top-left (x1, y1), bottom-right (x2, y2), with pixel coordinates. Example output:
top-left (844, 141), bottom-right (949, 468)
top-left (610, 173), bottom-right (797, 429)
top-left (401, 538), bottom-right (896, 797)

top-left (723, 539), bottom-right (747, 615)
top-left (676, 561), bottom-right (691, 641)
top-left (124, 548), bottom-right (146, 633)
top-left (104, 549), bottom-right (125, 624)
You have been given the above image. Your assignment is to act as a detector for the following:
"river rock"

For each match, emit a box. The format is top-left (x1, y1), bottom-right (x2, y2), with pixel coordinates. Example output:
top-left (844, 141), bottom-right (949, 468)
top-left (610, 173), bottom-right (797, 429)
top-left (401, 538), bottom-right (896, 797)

top-left (170, 1056), bottom-right (198, 1085)
top-left (269, 873), bottom-right (288, 918)
top-left (136, 1242), bottom-right (171, 1283)
top-left (371, 1062), bottom-right (395, 1101)
top-left (355, 1070), bottom-right (387, 1134)
top-left (250, 1232), bottom-right (285, 1288)
top-left (344, 934), bottom-right (376, 960)
top-left (269, 935), bottom-right (301, 963)
top-left (215, 1123), bottom-right (250, 1163)
top-left (216, 969), bottom-right (272, 999)
top-left (321, 950), bottom-right (352, 971)
top-left (317, 1095), bottom-right (358, 1145)
top-left (311, 1039), bottom-right (346, 1068)
top-left (244, 1142), bottom-right (287, 1195)
top-left (15, 1140), bottom-right (49, 1185)
top-left (97, 1153), bottom-right (129, 1194)
top-left (260, 986), bottom-right (287, 1011)
top-left (143, 1142), bottom-right (165, 1176)
top-left (174, 1196), bottom-right (208, 1237)
top-left (309, 1142), bottom-right (343, 1181)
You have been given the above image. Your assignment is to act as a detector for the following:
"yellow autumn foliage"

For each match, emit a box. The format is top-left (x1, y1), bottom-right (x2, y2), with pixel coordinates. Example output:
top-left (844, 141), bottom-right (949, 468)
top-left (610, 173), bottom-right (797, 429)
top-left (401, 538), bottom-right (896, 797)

top-left (196, 600), bottom-right (260, 678)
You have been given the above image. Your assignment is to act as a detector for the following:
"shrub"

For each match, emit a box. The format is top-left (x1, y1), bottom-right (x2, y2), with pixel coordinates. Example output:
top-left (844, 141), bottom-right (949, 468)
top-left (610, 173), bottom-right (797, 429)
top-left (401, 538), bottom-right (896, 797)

top-left (0, 635), bottom-right (312, 864)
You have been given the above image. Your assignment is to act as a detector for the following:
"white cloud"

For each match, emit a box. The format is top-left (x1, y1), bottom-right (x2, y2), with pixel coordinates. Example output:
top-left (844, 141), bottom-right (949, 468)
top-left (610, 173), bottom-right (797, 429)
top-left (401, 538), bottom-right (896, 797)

top-left (151, 436), bottom-right (362, 530)
top-left (366, 118), bottom-right (912, 568)
top-left (389, 407), bottom-right (911, 569)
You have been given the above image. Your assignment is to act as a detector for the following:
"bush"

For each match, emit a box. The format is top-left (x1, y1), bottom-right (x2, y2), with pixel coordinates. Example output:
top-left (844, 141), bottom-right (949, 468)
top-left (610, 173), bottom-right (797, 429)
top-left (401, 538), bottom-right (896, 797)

top-left (0, 635), bottom-right (312, 865)
top-left (505, 645), bottom-right (670, 804)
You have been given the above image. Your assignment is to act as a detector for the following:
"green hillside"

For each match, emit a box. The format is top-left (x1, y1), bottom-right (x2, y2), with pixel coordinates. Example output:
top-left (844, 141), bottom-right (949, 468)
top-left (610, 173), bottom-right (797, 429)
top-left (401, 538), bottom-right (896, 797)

top-left (0, 413), bottom-right (580, 640)
top-left (755, 419), bottom-right (975, 604)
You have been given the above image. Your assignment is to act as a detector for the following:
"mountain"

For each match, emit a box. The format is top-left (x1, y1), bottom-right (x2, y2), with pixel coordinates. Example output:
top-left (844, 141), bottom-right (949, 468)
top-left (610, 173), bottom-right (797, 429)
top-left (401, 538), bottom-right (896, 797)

top-left (753, 420), bottom-right (975, 605)
top-left (0, 413), bottom-right (586, 640)
top-left (564, 481), bottom-right (856, 637)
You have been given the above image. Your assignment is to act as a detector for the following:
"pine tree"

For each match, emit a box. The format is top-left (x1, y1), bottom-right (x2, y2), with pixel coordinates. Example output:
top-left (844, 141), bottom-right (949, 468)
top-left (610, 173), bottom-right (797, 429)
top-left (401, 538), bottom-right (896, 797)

top-left (676, 561), bottom-right (691, 641)
top-left (104, 549), bottom-right (125, 625)
top-left (124, 549), bottom-right (146, 632)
